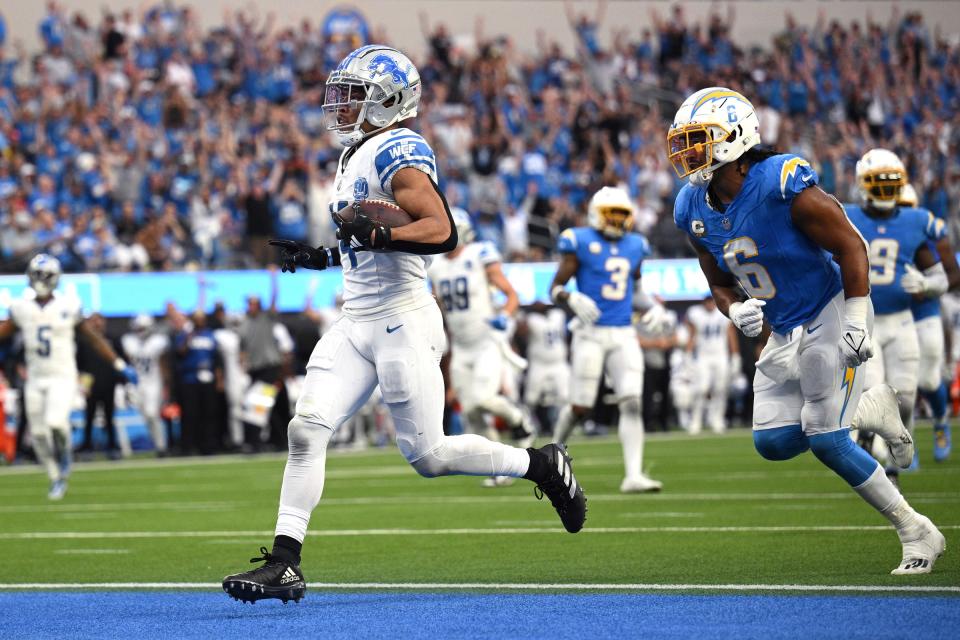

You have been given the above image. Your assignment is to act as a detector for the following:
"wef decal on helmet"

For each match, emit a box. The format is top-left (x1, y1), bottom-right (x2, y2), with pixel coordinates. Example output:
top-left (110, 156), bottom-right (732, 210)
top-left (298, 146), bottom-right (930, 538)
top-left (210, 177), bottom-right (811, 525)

top-left (324, 45), bottom-right (422, 147)
top-left (856, 148), bottom-right (906, 211)
top-left (26, 253), bottom-right (62, 298)
top-left (667, 87), bottom-right (761, 186)
top-left (587, 186), bottom-right (635, 239)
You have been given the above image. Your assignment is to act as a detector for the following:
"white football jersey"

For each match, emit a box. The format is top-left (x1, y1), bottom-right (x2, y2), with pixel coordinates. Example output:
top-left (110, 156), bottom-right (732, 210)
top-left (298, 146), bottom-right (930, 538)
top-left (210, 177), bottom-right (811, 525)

top-left (9, 291), bottom-right (82, 379)
top-left (214, 328), bottom-right (245, 392)
top-left (331, 127), bottom-right (439, 319)
top-left (525, 308), bottom-right (568, 365)
top-left (686, 304), bottom-right (731, 359)
top-left (121, 332), bottom-right (170, 390)
top-left (428, 242), bottom-right (501, 346)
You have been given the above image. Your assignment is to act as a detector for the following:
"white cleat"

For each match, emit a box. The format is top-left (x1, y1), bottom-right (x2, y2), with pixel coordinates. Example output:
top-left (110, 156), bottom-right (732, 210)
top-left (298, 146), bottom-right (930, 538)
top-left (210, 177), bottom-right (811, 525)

top-left (891, 515), bottom-right (946, 575)
top-left (620, 475), bottom-right (663, 493)
top-left (858, 383), bottom-right (914, 468)
top-left (47, 479), bottom-right (67, 501)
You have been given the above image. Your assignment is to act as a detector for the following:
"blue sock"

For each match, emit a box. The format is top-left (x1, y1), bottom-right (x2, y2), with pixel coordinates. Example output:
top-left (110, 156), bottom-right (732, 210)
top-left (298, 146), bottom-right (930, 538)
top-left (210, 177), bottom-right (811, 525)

top-left (754, 424), bottom-right (810, 461)
top-left (808, 429), bottom-right (879, 486)
top-left (921, 383), bottom-right (949, 424)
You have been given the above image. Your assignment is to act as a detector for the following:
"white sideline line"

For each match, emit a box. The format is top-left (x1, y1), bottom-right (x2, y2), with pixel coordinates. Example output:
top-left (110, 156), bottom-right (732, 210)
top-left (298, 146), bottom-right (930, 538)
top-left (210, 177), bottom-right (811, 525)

top-left (0, 582), bottom-right (956, 594)
top-left (3, 525), bottom-right (959, 540)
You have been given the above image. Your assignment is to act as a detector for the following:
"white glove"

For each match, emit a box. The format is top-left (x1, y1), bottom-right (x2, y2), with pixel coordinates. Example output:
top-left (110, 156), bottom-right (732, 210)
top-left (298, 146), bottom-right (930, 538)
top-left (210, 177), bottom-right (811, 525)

top-left (567, 291), bottom-right (601, 325)
top-left (728, 299), bottom-right (765, 337)
top-left (639, 303), bottom-right (669, 333)
top-left (902, 263), bottom-right (948, 297)
top-left (839, 296), bottom-right (874, 368)
top-left (901, 264), bottom-right (927, 294)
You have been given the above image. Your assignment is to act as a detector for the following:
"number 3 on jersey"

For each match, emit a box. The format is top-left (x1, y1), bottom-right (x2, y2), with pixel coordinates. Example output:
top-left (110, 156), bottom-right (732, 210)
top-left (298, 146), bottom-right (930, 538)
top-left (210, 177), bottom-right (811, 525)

top-left (601, 257), bottom-right (631, 300)
top-left (723, 237), bottom-right (776, 299)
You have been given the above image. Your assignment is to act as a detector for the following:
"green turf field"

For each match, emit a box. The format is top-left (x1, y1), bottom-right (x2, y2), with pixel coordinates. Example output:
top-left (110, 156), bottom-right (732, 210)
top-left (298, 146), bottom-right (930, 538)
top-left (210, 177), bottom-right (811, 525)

top-left (1, 427), bottom-right (957, 591)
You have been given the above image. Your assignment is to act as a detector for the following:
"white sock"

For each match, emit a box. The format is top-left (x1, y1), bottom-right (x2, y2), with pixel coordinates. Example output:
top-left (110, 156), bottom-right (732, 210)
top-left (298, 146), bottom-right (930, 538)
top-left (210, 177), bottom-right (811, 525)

top-left (618, 402), bottom-right (645, 480)
top-left (417, 435), bottom-right (531, 477)
top-left (853, 465), bottom-right (919, 532)
top-left (147, 416), bottom-right (167, 452)
top-left (33, 433), bottom-right (61, 483)
top-left (554, 405), bottom-right (583, 443)
top-left (274, 418), bottom-right (334, 543)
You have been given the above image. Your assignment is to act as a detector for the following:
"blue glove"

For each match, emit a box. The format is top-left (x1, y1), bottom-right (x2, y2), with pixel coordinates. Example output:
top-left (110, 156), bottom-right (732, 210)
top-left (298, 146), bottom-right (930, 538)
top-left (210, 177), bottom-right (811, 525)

top-left (115, 359), bottom-right (138, 385)
top-left (488, 314), bottom-right (509, 331)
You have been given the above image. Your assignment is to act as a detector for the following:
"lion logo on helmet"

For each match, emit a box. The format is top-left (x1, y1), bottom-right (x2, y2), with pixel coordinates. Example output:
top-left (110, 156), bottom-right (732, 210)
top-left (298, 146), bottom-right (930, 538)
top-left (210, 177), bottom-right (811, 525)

top-left (367, 54), bottom-right (409, 86)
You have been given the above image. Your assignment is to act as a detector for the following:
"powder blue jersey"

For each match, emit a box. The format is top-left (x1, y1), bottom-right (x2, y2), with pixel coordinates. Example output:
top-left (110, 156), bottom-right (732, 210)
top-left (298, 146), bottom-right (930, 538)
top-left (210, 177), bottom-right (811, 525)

top-left (845, 204), bottom-right (944, 315)
top-left (674, 154), bottom-right (842, 334)
top-left (557, 227), bottom-right (650, 327)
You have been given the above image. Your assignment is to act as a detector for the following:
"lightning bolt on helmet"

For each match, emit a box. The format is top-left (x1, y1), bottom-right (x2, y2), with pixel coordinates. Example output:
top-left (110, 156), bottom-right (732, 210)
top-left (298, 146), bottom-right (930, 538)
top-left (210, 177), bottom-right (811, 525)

top-left (667, 87), bottom-right (761, 186)
top-left (324, 45), bottom-right (422, 147)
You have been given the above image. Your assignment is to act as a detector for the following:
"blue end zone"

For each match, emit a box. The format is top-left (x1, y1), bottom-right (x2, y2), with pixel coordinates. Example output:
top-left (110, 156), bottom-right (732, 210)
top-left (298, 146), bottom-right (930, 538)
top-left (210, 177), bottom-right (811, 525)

top-left (2, 593), bottom-right (958, 640)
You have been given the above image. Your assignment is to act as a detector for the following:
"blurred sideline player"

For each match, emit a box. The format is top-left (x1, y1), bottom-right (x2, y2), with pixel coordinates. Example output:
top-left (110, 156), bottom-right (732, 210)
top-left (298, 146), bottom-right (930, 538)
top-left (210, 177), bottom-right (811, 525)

top-left (223, 45), bottom-right (586, 604)
top-left (845, 149), bottom-right (947, 473)
top-left (670, 86), bottom-right (943, 574)
top-left (551, 186), bottom-right (668, 493)
top-left (0, 255), bottom-right (137, 499)
top-left (684, 295), bottom-right (738, 434)
top-left (427, 209), bottom-right (536, 481)
top-left (903, 183), bottom-right (960, 463)
top-left (516, 302), bottom-right (570, 436)
top-left (121, 314), bottom-right (170, 455)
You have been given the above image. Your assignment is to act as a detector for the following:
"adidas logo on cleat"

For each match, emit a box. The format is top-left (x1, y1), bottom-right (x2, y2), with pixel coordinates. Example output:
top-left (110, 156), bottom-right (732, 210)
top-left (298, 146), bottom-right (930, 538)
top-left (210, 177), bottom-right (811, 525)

top-left (902, 558), bottom-right (929, 571)
top-left (280, 567), bottom-right (300, 584)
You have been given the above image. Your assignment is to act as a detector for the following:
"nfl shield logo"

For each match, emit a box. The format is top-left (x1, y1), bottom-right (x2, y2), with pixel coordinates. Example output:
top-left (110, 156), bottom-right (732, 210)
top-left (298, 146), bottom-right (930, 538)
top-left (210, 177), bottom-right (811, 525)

top-left (721, 217), bottom-right (732, 230)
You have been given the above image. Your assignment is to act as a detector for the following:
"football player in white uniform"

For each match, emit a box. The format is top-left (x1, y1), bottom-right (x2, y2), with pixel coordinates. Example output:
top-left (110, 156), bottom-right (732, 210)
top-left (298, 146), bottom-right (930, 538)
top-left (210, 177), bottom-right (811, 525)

top-left (684, 296), bottom-right (738, 434)
top-left (0, 255), bottom-right (137, 499)
top-left (428, 210), bottom-right (536, 484)
top-left (121, 314), bottom-right (170, 455)
top-left (517, 302), bottom-right (570, 434)
top-left (223, 46), bottom-right (586, 605)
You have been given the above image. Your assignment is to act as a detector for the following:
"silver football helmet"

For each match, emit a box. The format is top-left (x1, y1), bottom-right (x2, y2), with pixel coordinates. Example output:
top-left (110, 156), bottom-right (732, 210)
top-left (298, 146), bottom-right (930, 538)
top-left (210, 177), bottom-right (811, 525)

top-left (26, 254), bottom-right (62, 298)
top-left (324, 45), bottom-right (422, 147)
top-left (451, 207), bottom-right (475, 246)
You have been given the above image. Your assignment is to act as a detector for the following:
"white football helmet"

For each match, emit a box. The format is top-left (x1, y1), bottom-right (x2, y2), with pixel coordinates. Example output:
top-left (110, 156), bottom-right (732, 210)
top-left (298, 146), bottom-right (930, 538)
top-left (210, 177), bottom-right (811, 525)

top-left (588, 186), bottom-right (635, 238)
top-left (27, 253), bottom-right (62, 298)
top-left (667, 87), bottom-right (761, 186)
top-left (451, 207), bottom-right (475, 246)
top-left (324, 45), bottom-right (422, 147)
top-left (899, 182), bottom-right (919, 208)
top-left (130, 313), bottom-right (154, 333)
top-left (856, 148), bottom-right (906, 211)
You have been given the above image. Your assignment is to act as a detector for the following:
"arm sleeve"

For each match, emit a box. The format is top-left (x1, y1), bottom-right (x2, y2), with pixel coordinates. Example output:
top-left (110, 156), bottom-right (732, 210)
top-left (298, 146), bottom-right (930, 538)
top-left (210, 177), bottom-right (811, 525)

top-left (374, 133), bottom-right (438, 193)
top-left (477, 241), bottom-right (502, 266)
top-left (777, 156), bottom-right (818, 203)
top-left (557, 228), bottom-right (578, 254)
top-left (924, 211), bottom-right (947, 242)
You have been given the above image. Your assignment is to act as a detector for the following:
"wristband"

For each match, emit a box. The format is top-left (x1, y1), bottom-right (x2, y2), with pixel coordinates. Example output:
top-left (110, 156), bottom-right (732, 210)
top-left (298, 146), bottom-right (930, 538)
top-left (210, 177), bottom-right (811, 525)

top-left (843, 296), bottom-right (869, 326)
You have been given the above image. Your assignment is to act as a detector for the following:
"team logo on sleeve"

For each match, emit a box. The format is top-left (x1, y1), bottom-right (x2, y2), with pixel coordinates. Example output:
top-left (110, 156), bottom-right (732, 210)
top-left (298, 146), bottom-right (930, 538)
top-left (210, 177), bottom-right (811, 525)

top-left (353, 178), bottom-right (369, 202)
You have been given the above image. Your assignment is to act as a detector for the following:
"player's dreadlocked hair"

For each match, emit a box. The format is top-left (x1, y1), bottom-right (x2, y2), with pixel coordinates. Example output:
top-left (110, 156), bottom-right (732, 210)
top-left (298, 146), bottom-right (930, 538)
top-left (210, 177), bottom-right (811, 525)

top-left (739, 146), bottom-right (782, 167)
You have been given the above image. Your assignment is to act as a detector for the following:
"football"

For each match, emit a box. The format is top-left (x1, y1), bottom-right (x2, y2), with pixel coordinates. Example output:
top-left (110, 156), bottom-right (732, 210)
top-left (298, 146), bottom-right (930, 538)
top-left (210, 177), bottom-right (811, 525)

top-left (340, 199), bottom-right (415, 228)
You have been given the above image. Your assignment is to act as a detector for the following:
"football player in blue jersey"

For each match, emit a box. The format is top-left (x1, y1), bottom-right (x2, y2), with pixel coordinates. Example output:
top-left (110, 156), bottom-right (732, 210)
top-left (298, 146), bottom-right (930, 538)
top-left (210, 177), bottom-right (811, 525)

top-left (902, 183), bottom-right (960, 463)
top-left (550, 186), bottom-right (669, 493)
top-left (846, 150), bottom-right (949, 475)
top-left (669, 87), bottom-right (944, 575)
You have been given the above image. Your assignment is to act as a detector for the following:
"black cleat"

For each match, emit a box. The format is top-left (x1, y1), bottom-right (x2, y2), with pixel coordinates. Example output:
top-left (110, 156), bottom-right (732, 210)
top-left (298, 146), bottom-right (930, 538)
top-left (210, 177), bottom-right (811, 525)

top-left (222, 547), bottom-right (306, 604)
top-left (532, 443), bottom-right (587, 533)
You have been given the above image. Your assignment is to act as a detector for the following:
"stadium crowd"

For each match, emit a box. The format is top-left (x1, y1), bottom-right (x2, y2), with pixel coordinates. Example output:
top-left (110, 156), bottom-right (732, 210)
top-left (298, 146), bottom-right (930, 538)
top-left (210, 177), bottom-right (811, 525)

top-left (0, 1), bottom-right (958, 274)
